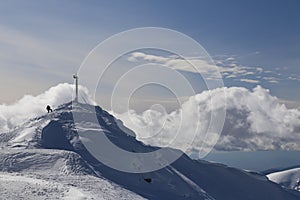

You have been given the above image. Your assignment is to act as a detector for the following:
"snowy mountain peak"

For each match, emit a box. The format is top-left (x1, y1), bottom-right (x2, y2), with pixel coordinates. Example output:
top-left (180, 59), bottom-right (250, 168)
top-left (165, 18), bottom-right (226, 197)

top-left (268, 167), bottom-right (300, 192)
top-left (0, 102), bottom-right (299, 199)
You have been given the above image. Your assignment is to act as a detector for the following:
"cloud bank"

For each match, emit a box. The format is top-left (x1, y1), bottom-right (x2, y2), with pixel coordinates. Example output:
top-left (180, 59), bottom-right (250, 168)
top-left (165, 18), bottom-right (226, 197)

top-left (115, 86), bottom-right (300, 155)
top-left (0, 83), bottom-right (94, 133)
top-left (1, 83), bottom-right (299, 156)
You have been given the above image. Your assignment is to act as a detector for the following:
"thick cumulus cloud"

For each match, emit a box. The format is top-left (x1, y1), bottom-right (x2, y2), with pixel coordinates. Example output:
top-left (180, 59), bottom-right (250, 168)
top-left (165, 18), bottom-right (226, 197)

top-left (115, 86), bottom-right (300, 156)
top-left (1, 83), bottom-right (300, 156)
top-left (0, 83), bottom-right (94, 133)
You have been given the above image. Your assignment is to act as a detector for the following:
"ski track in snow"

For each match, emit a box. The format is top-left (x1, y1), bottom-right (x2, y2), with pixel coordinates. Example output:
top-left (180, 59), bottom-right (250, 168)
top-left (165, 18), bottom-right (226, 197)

top-left (170, 167), bottom-right (216, 200)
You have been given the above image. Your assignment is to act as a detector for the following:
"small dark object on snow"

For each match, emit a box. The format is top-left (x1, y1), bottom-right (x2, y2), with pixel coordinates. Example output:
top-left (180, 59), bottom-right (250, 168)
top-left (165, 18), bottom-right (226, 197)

top-left (46, 105), bottom-right (53, 113)
top-left (144, 178), bottom-right (152, 183)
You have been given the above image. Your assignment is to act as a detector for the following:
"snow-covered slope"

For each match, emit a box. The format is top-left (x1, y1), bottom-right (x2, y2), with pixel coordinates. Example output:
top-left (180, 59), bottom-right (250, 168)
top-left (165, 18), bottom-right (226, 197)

top-left (0, 171), bottom-right (144, 200)
top-left (267, 167), bottom-right (300, 192)
top-left (0, 102), bottom-right (299, 200)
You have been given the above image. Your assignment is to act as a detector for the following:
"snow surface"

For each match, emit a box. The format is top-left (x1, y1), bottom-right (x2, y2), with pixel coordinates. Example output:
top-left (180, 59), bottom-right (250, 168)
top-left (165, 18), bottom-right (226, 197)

top-left (267, 167), bottom-right (300, 192)
top-left (0, 102), bottom-right (299, 199)
top-left (0, 149), bottom-right (145, 199)
top-left (0, 171), bottom-right (144, 200)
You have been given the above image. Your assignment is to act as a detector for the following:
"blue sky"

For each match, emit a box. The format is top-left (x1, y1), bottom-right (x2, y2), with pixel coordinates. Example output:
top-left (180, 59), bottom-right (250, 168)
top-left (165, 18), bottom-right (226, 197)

top-left (0, 0), bottom-right (299, 106)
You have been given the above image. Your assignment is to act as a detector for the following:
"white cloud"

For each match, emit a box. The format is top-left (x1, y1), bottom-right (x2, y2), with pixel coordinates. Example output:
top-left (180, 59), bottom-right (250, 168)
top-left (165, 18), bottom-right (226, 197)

top-left (128, 52), bottom-right (300, 86)
top-left (0, 83), bottom-right (94, 133)
top-left (240, 79), bottom-right (260, 84)
top-left (288, 75), bottom-right (300, 82)
top-left (256, 67), bottom-right (263, 73)
top-left (225, 57), bottom-right (235, 61)
top-left (262, 77), bottom-right (280, 83)
top-left (127, 51), bottom-right (266, 82)
top-left (225, 74), bottom-right (237, 78)
top-left (115, 86), bottom-right (300, 155)
top-left (215, 57), bottom-right (260, 77)
top-left (129, 52), bottom-right (169, 63)
top-left (127, 52), bottom-right (222, 78)
top-left (243, 72), bottom-right (255, 75)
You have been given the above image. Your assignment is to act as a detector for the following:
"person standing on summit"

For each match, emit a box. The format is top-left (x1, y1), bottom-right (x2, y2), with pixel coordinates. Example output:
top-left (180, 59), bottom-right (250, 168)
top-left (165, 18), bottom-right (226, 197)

top-left (46, 105), bottom-right (53, 113)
